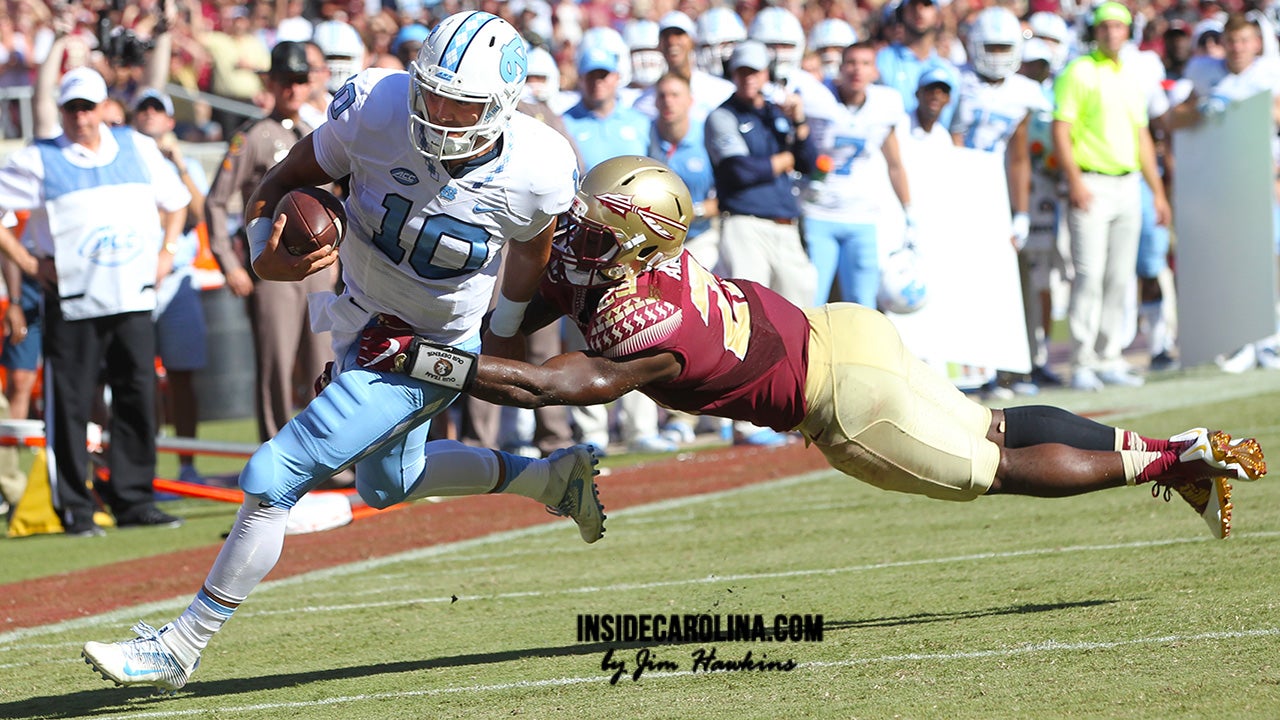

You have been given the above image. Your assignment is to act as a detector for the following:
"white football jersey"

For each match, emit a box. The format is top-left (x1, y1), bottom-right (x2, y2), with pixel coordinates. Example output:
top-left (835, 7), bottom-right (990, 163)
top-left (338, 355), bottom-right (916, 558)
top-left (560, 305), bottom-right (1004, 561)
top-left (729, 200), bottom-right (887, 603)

top-left (311, 68), bottom-right (578, 346)
top-left (950, 67), bottom-right (1051, 155)
top-left (803, 84), bottom-right (906, 223)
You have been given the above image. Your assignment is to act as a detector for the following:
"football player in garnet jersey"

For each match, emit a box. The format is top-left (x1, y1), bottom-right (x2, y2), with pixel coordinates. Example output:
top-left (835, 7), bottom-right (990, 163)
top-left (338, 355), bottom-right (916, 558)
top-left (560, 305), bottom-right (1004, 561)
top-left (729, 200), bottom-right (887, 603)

top-left (386, 156), bottom-right (1264, 542)
top-left (83, 11), bottom-right (603, 693)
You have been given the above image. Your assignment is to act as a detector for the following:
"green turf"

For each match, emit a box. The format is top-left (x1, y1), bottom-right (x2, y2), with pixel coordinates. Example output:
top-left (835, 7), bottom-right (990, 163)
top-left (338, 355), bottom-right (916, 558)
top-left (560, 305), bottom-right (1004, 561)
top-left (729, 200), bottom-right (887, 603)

top-left (3, 367), bottom-right (1280, 719)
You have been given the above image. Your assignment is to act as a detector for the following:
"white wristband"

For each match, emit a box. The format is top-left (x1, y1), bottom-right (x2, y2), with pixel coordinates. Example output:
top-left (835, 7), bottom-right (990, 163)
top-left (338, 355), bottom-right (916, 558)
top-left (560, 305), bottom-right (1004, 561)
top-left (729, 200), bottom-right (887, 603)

top-left (489, 292), bottom-right (530, 338)
top-left (247, 217), bottom-right (272, 262)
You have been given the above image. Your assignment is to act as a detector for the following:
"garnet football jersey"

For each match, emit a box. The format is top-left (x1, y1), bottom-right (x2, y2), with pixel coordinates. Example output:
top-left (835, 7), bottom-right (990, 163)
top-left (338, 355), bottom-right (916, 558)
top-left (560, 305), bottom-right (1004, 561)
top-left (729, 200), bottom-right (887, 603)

top-left (543, 252), bottom-right (812, 430)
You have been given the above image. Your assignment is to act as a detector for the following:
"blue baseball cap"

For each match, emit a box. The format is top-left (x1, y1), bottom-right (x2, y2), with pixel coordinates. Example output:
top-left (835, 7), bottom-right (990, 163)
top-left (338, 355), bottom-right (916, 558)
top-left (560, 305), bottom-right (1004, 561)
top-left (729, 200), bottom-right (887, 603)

top-left (917, 66), bottom-right (953, 91)
top-left (578, 46), bottom-right (619, 75)
top-left (391, 24), bottom-right (430, 55)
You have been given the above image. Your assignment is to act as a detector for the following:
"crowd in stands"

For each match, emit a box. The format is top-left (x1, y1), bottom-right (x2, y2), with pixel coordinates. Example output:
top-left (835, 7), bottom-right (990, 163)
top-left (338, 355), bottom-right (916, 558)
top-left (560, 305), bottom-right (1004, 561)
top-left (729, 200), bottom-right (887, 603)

top-left (0, 0), bottom-right (1277, 490)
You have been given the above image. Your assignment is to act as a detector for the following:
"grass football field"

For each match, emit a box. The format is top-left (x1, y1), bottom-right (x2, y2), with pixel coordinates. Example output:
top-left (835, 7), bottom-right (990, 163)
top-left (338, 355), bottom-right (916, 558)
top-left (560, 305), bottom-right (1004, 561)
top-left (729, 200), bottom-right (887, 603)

top-left (2, 365), bottom-right (1280, 719)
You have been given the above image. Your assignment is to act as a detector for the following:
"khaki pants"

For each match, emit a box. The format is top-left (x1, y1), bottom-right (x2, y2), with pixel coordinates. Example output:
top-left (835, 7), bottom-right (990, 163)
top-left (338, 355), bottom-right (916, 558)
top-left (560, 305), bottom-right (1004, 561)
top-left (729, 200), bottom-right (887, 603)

top-left (1065, 172), bottom-right (1141, 372)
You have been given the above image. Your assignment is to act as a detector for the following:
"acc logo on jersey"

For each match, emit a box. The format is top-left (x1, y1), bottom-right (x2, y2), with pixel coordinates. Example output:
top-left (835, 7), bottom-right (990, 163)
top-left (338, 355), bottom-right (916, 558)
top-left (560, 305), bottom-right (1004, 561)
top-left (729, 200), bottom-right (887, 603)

top-left (78, 226), bottom-right (144, 267)
top-left (391, 168), bottom-right (420, 185)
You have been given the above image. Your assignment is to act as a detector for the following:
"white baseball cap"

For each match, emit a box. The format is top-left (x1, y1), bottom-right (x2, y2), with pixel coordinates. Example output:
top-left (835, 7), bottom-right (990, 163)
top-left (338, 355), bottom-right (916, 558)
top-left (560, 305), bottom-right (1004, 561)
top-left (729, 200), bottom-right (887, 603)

top-left (58, 67), bottom-right (108, 107)
top-left (659, 11), bottom-right (697, 39)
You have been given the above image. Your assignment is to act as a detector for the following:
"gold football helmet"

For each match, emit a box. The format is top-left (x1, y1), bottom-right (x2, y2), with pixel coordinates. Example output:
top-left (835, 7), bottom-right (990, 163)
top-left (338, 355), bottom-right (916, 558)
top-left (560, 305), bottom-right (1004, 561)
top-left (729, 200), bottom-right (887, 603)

top-left (549, 156), bottom-right (692, 288)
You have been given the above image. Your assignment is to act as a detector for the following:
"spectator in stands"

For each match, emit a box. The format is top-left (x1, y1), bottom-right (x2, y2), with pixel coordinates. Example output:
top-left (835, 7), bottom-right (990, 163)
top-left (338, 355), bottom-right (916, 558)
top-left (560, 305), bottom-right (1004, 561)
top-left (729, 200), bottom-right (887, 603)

top-left (0, 67), bottom-right (190, 535)
top-left (199, 4), bottom-right (271, 138)
top-left (1053, 3), bottom-right (1171, 391)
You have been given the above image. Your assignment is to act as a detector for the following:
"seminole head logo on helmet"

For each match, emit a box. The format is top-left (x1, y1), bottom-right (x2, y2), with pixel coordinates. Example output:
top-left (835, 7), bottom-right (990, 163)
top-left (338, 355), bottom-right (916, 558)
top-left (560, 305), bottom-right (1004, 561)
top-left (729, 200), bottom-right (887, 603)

top-left (549, 156), bottom-right (693, 288)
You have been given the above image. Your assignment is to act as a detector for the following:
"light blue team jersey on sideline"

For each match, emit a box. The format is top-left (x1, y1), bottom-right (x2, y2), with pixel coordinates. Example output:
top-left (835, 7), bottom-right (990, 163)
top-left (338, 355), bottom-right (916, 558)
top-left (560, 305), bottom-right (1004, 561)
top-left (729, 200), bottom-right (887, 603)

top-left (648, 122), bottom-right (714, 240)
top-left (562, 99), bottom-right (651, 171)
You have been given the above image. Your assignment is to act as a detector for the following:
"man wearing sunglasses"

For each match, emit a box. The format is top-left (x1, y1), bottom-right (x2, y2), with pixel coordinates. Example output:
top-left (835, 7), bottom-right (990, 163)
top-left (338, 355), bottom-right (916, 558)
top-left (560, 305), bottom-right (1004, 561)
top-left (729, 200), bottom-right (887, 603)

top-left (0, 67), bottom-right (191, 536)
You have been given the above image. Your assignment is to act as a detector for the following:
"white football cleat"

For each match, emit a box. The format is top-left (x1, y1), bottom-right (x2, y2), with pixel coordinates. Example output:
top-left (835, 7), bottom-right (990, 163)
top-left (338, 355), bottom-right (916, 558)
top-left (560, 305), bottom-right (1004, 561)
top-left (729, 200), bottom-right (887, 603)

top-left (82, 622), bottom-right (198, 693)
top-left (544, 444), bottom-right (606, 543)
top-left (1170, 428), bottom-right (1267, 482)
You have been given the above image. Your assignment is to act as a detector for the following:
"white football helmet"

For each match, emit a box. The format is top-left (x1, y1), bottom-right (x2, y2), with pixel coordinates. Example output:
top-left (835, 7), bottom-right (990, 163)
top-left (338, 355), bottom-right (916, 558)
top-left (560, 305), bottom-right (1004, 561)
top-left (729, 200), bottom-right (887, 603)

top-left (696, 6), bottom-right (747, 77)
top-left (524, 45), bottom-right (559, 103)
top-left (1028, 11), bottom-right (1072, 72)
top-left (749, 7), bottom-right (807, 82)
top-left (409, 11), bottom-right (528, 162)
top-left (808, 18), bottom-right (858, 51)
top-left (967, 7), bottom-right (1025, 81)
top-left (877, 244), bottom-right (929, 314)
top-left (623, 19), bottom-right (665, 88)
top-left (549, 156), bottom-right (692, 288)
top-left (314, 20), bottom-right (367, 93)
top-left (808, 19), bottom-right (857, 81)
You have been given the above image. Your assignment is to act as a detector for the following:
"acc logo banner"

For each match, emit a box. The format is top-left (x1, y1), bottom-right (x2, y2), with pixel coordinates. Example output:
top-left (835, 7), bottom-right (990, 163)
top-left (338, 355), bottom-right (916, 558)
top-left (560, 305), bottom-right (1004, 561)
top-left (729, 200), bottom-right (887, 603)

top-left (78, 226), bottom-right (144, 267)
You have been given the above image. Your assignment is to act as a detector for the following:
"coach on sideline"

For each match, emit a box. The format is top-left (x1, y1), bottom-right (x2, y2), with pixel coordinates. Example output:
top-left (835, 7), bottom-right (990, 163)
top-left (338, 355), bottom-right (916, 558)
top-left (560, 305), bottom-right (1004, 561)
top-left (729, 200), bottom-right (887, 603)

top-left (1052, 2), bottom-right (1171, 392)
top-left (705, 39), bottom-right (817, 448)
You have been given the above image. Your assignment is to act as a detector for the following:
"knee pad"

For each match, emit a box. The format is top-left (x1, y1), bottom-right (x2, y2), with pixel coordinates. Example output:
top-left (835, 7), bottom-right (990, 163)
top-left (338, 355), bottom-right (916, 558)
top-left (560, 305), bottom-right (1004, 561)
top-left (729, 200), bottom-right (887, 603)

top-left (238, 441), bottom-right (317, 509)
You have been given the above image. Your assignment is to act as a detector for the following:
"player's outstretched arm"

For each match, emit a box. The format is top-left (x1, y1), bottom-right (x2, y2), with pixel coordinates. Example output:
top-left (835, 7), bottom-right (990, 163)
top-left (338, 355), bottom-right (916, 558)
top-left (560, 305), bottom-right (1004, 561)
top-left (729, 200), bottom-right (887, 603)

top-left (246, 135), bottom-right (340, 282)
top-left (470, 350), bottom-right (683, 408)
top-left (484, 220), bottom-right (557, 361)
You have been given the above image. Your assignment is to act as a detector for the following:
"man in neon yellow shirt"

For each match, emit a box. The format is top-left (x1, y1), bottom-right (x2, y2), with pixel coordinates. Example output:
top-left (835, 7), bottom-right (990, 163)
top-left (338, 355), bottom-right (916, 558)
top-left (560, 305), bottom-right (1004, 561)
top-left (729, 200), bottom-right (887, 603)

top-left (1053, 2), bottom-right (1171, 391)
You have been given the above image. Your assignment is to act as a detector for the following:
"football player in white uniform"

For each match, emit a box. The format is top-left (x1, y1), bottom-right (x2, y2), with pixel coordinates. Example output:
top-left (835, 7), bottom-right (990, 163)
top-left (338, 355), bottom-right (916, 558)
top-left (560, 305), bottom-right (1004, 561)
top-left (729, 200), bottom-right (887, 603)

top-left (81, 11), bottom-right (604, 693)
top-left (749, 6), bottom-right (841, 121)
top-left (803, 41), bottom-right (914, 308)
top-left (950, 6), bottom-right (1053, 250)
top-left (695, 6), bottom-right (748, 78)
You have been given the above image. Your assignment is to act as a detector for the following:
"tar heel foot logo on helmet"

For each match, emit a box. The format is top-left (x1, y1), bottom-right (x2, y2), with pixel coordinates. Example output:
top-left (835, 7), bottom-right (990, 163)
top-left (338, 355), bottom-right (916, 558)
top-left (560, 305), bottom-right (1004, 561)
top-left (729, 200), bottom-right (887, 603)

top-left (549, 156), bottom-right (693, 288)
top-left (408, 10), bottom-right (527, 162)
top-left (877, 242), bottom-right (929, 315)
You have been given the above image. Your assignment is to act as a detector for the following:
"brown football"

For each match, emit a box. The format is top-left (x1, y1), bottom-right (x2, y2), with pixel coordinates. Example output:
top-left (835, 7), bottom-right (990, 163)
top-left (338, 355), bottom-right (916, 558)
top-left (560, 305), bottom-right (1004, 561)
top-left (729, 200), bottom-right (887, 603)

top-left (274, 187), bottom-right (346, 256)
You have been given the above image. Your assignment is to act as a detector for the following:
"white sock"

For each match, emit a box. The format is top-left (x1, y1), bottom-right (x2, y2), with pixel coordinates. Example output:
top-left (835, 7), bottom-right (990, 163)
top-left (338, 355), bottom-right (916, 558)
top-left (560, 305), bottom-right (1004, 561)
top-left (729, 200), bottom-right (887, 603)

top-left (167, 499), bottom-right (289, 661)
